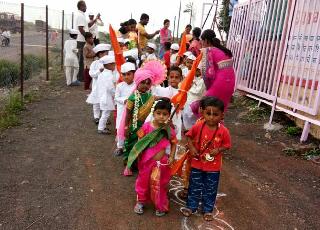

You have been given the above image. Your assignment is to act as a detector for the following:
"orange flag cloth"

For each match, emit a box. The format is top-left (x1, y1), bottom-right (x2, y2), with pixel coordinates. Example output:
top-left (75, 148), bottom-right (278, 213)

top-left (109, 24), bottom-right (125, 81)
top-left (171, 52), bottom-right (203, 112)
top-left (170, 151), bottom-right (188, 176)
top-left (177, 32), bottom-right (187, 57)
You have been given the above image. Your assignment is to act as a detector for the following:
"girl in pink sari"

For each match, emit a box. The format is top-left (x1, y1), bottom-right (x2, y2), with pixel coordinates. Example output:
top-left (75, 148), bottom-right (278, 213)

top-left (191, 29), bottom-right (235, 116)
top-left (134, 98), bottom-right (177, 217)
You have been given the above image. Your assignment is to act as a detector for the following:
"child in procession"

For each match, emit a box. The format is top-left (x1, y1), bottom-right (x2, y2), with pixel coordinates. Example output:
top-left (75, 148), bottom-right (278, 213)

top-left (163, 41), bottom-right (171, 70)
top-left (180, 61), bottom-right (206, 199)
top-left (181, 96), bottom-right (231, 222)
top-left (63, 29), bottom-right (80, 86)
top-left (96, 55), bottom-right (116, 134)
top-left (170, 43), bottom-right (179, 67)
top-left (183, 62), bottom-right (206, 131)
top-left (86, 43), bottom-right (111, 124)
top-left (141, 42), bottom-right (157, 61)
top-left (120, 61), bottom-right (166, 176)
top-left (179, 51), bottom-right (192, 77)
top-left (152, 66), bottom-right (183, 140)
top-left (134, 98), bottom-right (177, 217)
top-left (114, 62), bottom-right (136, 156)
top-left (83, 32), bottom-right (96, 90)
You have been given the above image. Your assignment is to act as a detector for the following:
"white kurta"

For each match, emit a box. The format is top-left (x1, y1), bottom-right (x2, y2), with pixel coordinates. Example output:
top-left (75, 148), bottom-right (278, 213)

top-left (183, 76), bottom-right (206, 130)
top-left (181, 66), bottom-right (189, 78)
top-left (115, 82), bottom-right (136, 129)
top-left (150, 85), bottom-right (182, 140)
top-left (86, 60), bottom-right (103, 104)
top-left (186, 76), bottom-right (206, 104)
top-left (170, 53), bottom-right (178, 66)
top-left (64, 39), bottom-right (79, 67)
top-left (96, 69), bottom-right (116, 111)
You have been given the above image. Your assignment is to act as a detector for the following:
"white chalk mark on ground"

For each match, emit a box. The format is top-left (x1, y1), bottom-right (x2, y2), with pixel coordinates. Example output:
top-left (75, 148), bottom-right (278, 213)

top-left (170, 177), bottom-right (234, 230)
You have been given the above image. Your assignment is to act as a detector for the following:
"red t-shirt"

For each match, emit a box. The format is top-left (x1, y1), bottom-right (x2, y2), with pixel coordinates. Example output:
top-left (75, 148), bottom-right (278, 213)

top-left (185, 121), bottom-right (231, 172)
top-left (163, 50), bottom-right (170, 69)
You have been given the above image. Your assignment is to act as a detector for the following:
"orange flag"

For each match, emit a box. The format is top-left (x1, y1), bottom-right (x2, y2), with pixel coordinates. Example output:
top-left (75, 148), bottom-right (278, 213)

top-left (170, 151), bottom-right (188, 176)
top-left (177, 32), bottom-right (187, 57)
top-left (171, 52), bottom-right (203, 112)
top-left (109, 24), bottom-right (125, 81)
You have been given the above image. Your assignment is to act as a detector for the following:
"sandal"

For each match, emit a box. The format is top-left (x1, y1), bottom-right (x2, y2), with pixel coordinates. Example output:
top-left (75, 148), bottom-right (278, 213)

top-left (180, 207), bottom-right (193, 217)
top-left (155, 210), bottom-right (166, 217)
top-left (203, 212), bottom-right (214, 222)
top-left (134, 203), bottom-right (144, 215)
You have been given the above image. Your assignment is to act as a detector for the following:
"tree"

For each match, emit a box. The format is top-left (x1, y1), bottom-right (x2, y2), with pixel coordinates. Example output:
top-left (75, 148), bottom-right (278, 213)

top-left (183, 2), bottom-right (195, 25)
top-left (218, 0), bottom-right (231, 37)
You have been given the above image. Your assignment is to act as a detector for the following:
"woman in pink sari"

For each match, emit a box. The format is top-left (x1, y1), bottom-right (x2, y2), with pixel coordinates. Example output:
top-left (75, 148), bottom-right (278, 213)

top-left (159, 19), bottom-right (172, 59)
top-left (191, 29), bottom-right (235, 115)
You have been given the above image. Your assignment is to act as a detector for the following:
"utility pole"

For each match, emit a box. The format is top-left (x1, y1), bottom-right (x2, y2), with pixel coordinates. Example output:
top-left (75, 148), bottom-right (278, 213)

top-left (177, 0), bottom-right (181, 40)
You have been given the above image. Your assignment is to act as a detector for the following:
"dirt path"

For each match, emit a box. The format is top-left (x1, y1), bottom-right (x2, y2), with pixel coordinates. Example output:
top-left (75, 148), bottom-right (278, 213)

top-left (0, 78), bottom-right (319, 230)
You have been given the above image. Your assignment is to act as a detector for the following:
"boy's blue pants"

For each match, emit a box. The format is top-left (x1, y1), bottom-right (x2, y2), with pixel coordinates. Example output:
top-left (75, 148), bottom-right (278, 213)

top-left (186, 168), bottom-right (220, 213)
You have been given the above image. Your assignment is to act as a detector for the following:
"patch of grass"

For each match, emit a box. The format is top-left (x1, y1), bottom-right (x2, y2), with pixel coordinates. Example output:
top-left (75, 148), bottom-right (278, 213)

top-left (246, 105), bottom-right (269, 122)
top-left (24, 90), bottom-right (40, 103)
top-left (286, 126), bottom-right (302, 136)
top-left (303, 148), bottom-right (320, 160)
top-left (0, 92), bottom-right (24, 130)
top-left (50, 47), bottom-right (61, 53)
top-left (282, 147), bottom-right (299, 156)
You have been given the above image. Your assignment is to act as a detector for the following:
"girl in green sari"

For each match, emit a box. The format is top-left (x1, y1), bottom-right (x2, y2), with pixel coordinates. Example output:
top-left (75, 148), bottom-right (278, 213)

top-left (117, 60), bottom-right (167, 176)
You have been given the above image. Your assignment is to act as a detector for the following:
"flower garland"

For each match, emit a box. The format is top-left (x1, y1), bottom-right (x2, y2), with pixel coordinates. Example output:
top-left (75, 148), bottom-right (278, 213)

top-left (132, 90), bottom-right (141, 129)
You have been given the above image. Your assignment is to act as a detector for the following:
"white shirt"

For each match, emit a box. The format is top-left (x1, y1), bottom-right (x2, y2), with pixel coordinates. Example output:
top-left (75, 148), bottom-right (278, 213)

top-left (63, 39), bottom-right (79, 67)
top-left (115, 82), bottom-right (136, 129)
top-left (141, 53), bottom-right (157, 62)
top-left (170, 53), bottom-right (178, 66)
top-left (181, 66), bottom-right (189, 77)
top-left (187, 76), bottom-right (206, 103)
top-left (86, 60), bottom-right (104, 104)
top-left (75, 10), bottom-right (88, 42)
top-left (89, 20), bottom-right (104, 39)
top-left (97, 69), bottom-right (116, 111)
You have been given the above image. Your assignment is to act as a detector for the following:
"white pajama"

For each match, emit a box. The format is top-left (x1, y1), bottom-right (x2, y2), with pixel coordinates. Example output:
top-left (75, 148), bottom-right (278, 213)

top-left (93, 104), bottom-right (100, 119)
top-left (65, 66), bottom-right (79, 85)
top-left (98, 110), bottom-right (111, 131)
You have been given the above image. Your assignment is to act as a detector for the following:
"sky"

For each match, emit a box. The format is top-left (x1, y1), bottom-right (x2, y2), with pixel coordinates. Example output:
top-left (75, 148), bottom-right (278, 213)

top-left (2, 0), bottom-right (246, 37)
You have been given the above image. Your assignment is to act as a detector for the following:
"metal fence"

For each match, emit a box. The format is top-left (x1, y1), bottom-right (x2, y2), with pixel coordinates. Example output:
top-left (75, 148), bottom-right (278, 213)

top-left (228, 0), bottom-right (320, 141)
top-left (0, 1), bottom-right (74, 102)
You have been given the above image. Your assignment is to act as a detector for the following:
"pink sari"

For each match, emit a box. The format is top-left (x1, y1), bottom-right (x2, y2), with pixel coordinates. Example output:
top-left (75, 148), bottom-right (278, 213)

top-left (191, 47), bottom-right (235, 116)
top-left (135, 122), bottom-right (175, 212)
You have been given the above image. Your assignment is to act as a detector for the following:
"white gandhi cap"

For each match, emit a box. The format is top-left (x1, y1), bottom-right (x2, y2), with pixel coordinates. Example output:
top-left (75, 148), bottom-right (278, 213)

top-left (187, 54), bottom-right (196, 61)
top-left (170, 43), bottom-right (179, 51)
top-left (147, 42), bottom-right (157, 50)
top-left (93, 44), bottom-right (111, 53)
top-left (183, 51), bottom-right (192, 56)
top-left (100, 55), bottom-right (115, 64)
top-left (121, 62), bottom-right (136, 73)
top-left (69, 29), bottom-right (78, 35)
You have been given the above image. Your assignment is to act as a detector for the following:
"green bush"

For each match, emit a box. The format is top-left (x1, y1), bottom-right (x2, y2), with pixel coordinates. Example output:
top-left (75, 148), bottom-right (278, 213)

top-left (286, 126), bottom-right (302, 136)
top-left (0, 60), bottom-right (20, 87)
top-left (0, 92), bottom-right (24, 130)
top-left (0, 55), bottom-right (45, 87)
top-left (23, 54), bottom-right (45, 80)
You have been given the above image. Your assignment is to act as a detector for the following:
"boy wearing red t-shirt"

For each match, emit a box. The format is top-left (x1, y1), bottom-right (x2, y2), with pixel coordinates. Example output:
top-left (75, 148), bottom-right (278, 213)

top-left (163, 41), bottom-right (171, 69)
top-left (181, 96), bottom-right (231, 222)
